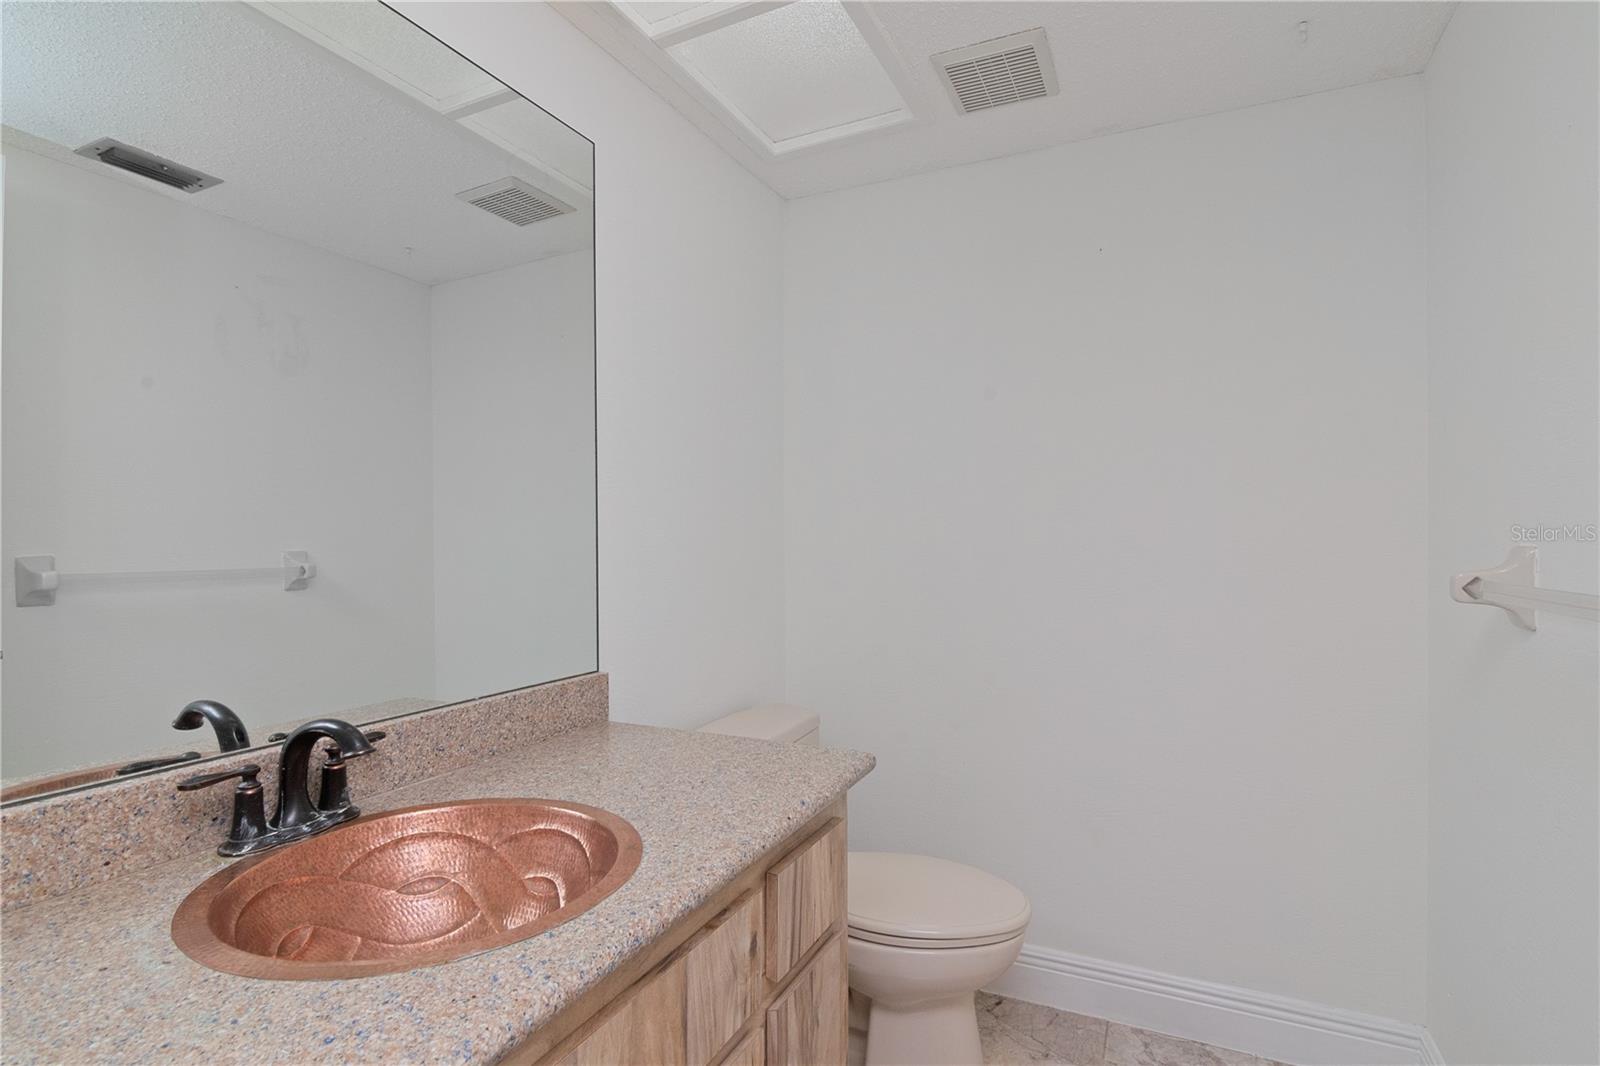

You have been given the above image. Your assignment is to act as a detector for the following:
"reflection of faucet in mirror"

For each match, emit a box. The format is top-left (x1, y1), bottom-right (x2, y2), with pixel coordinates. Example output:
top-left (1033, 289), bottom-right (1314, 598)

top-left (172, 700), bottom-right (251, 752)
top-left (113, 700), bottom-right (247, 777)
top-left (115, 751), bottom-right (202, 776)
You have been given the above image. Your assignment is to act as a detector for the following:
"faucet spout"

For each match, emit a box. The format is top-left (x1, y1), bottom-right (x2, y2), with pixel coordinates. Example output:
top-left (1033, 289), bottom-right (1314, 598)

top-left (273, 719), bottom-right (376, 832)
top-left (172, 700), bottom-right (251, 752)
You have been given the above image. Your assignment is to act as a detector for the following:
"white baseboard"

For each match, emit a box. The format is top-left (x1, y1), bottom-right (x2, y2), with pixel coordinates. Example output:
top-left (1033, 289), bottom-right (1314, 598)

top-left (985, 944), bottom-right (1438, 1066)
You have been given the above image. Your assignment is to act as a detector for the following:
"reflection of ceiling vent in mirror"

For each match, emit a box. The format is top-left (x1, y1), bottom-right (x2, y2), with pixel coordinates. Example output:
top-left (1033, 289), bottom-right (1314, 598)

top-left (74, 138), bottom-right (223, 192)
top-left (455, 177), bottom-right (573, 226)
top-left (933, 28), bottom-right (1058, 115)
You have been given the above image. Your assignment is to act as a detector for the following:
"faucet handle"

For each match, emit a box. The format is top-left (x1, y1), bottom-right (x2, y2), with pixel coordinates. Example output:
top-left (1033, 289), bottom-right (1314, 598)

top-left (315, 732), bottom-right (384, 813)
top-left (177, 764), bottom-right (261, 791)
top-left (177, 764), bottom-right (270, 858)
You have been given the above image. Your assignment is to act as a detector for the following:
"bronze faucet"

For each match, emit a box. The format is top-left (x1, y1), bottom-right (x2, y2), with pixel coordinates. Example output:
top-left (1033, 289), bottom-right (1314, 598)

top-left (179, 719), bottom-right (383, 857)
top-left (272, 719), bottom-right (376, 833)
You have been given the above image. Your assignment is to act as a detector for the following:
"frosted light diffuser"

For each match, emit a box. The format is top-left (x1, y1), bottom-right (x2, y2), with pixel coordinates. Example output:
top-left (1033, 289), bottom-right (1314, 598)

top-left (623, 1), bottom-right (710, 26)
top-left (668, 1), bottom-right (906, 146)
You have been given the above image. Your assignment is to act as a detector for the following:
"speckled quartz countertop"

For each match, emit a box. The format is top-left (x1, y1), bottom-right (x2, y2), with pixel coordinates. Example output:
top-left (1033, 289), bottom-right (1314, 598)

top-left (0, 723), bottom-right (874, 1065)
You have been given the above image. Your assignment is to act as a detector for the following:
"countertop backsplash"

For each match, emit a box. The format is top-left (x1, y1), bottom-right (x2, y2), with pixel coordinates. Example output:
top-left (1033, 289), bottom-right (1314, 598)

top-left (0, 673), bottom-right (609, 908)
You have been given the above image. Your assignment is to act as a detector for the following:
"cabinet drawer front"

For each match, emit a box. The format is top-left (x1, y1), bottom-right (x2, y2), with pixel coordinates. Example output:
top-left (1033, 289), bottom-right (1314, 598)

top-left (764, 934), bottom-right (847, 1066)
top-left (764, 819), bottom-right (845, 982)
top-left (560, 953), bottom-right (688, 1066)
top-left (686, 891), bottom-right (764, 1065)
top-left (719, 1027), bottom-right (764, 1066)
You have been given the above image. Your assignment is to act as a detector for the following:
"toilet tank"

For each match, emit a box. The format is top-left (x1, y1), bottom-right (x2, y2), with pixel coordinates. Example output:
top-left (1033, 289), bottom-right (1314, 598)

top-left (698, 704), bottom-right (820, 746)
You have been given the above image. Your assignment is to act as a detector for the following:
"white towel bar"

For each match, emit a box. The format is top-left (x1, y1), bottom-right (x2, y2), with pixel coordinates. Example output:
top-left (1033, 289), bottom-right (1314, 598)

top-left (14, 551), bottom-right (316, 607)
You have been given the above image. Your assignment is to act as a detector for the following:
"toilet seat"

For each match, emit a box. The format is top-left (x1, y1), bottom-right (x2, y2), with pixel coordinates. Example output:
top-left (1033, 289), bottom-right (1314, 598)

top-left (847, 925), bottom-right (1023, 949)
top-left (847, 852), bottom-right (1030, 950)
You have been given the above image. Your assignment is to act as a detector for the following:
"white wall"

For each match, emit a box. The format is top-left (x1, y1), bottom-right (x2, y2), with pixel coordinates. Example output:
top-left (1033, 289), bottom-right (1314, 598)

top-left (1424, 5), bottom-right (1600, 1062)
top-left (397, 2), bottom-right (786, 730)
top-left (1, 146), bottom-right (436, 777)
top-left (431, 250), bottom-right (597, 700)
top-left (784, 78), bottom-right (1430, 1020)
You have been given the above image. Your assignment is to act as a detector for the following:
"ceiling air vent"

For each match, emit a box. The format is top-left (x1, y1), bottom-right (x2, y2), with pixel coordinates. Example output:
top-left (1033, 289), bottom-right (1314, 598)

top-left (455, 177), bottom-right (573, 227)
top-left (933, 28), bottom-right (1059, 115)
top-left (74, 138), bottom-right (222, 193)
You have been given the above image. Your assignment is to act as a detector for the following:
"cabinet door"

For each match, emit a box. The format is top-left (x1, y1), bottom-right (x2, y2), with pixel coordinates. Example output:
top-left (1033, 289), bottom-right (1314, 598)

top-left (560, 954), bottom-right (688, 1066)
top-left (719, 1027), bottom-right (764, 1066)
top-left (764, 820), bottom-right (845, 983)
top-left (686, 890), bottom-right (763, 1064)
top-left (764, 934), bottom-right (847, 1066)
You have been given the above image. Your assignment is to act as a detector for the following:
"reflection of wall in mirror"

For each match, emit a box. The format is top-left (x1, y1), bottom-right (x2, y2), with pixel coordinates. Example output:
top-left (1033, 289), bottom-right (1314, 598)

top-left (2, 145), bottom-right (436, 779)
top-left (2, 144), bottom-right (596, 781)
top-left (432, 251), bottom-right (597, 701)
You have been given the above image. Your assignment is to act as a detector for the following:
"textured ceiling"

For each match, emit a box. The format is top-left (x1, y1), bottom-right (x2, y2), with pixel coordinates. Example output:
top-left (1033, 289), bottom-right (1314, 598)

top-left (562, 0), bottom-right (1456, 199)
top-left (1, 1), bottom-right (593, 285)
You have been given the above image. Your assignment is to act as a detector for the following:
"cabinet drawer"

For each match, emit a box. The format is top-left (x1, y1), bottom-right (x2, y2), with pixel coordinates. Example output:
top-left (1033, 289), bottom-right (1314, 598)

top-left (686, 891), bottom-right (763, 1065)
top-left (764, 819), bottom-right (846, 983)
top-left (764, 934), bottom-right (847, 1066)
top-left (559, 953), bottom-right (687, 1066)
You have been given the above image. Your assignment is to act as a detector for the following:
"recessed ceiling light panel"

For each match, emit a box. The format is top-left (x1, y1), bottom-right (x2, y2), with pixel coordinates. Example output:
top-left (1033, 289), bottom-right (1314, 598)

top-left (623, 1), bottom-right (710, 27)
top-left (667, 0), bottom-right (907, 147)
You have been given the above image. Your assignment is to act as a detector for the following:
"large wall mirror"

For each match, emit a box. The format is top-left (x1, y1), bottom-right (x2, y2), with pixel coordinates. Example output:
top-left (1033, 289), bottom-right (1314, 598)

top-left (0, 2), bottom-right (596, 803)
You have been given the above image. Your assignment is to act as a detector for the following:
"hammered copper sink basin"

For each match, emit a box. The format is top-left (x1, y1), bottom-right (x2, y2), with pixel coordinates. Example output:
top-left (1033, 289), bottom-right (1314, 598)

top-left (172, 799), bottom-right (642, 980)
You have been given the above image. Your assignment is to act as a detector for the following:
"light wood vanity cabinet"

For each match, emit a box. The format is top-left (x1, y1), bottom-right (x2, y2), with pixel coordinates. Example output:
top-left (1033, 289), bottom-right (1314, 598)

top-left (558, 957), bottom-right (689, 1066)
top-left (764, 818), bottom-right (846, 982)
top-left (720, 1027), bottom-right (766, 1066)
top-left (765, 934), bottom-right (847, 1066)
top-left (687, 891), bottom-right (764, 1062)
top-left (520, 805), bottom-right (849, 1066)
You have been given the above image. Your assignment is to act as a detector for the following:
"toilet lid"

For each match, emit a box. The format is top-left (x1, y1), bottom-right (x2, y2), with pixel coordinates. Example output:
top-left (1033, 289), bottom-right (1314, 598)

top-left (847, 852), bottom-right (1030, 944)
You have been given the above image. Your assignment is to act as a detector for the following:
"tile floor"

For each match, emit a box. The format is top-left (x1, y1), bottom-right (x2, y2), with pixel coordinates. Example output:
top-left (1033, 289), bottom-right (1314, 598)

top-left (977, 993), bottom-right (1289, 1066)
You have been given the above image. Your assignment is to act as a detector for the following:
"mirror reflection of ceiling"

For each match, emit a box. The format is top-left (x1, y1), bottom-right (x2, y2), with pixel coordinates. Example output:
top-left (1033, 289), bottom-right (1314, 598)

top-left (0, 1), bottom-right (593, 285)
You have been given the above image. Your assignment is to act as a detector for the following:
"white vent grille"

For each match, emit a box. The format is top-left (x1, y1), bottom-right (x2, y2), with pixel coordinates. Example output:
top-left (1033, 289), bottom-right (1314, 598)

top-left (75, 138), bottom-right (223, 193)
top-left (934, 28), bottom-right (1058, 115)
top-left (455, 177), bottom-right (573, 227)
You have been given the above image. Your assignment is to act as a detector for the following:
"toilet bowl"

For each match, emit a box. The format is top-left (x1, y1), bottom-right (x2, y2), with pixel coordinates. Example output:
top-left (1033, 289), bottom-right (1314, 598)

top-left (846, 851), bottom-right (1029, 1065)
top-left (698, 706), bottom-right (1031, 1066)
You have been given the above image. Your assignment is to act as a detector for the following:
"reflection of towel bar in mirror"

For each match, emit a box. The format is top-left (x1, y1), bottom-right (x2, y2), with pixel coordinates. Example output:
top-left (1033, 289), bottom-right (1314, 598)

top-left (2, 0), bottom-right (597, 805)
top-left (14, 552), bottom-right (316, 607)
top-left (1450, 546), bottom-right (1599, 631)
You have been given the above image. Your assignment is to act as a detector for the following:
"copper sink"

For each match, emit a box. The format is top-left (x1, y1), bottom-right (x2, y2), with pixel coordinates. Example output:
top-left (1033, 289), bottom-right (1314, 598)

top-left (172, 798), bottom-right (641, 980)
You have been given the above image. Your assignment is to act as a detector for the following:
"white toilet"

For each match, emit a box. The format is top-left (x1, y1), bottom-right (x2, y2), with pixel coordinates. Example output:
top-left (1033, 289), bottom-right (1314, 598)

top-left (699, 705), bottom-right (1031, 1066)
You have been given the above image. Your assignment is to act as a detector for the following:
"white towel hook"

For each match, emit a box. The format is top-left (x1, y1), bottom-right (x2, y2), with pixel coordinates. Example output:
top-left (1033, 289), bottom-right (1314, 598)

top-left (1451, 546), bottom-right (1599, 631)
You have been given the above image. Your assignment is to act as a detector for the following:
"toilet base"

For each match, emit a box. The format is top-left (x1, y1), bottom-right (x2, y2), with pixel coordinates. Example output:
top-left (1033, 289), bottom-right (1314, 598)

top-left (847, 932), bottom-right (1024, 1066)
top-left (864, 992), bottom-right (982, 1066)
